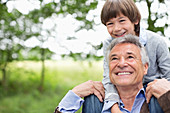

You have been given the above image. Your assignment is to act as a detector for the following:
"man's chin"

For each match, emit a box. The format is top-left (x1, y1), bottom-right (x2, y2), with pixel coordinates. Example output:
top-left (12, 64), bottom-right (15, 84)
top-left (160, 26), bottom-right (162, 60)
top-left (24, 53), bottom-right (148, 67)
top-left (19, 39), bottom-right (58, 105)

top-left (115, 81), bottom-right (132, 87)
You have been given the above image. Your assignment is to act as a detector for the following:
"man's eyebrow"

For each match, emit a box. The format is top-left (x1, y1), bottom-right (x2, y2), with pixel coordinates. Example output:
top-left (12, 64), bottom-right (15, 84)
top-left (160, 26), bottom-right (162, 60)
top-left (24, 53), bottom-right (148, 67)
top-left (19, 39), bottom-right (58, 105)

top-left (110, 52), bottom-right (137, 57)
top-left (127, 52), bottom-right (133, 54)
top-left (127, 52), bottom-right (137, 57)
top-left (110, 54), bottom-right (117, 57)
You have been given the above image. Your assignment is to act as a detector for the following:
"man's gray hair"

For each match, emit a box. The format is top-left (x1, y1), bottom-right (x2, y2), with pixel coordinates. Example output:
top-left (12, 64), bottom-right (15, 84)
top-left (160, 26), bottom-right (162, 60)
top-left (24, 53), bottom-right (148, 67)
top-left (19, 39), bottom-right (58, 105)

top-left (106, 34), bottom-right (149, 65)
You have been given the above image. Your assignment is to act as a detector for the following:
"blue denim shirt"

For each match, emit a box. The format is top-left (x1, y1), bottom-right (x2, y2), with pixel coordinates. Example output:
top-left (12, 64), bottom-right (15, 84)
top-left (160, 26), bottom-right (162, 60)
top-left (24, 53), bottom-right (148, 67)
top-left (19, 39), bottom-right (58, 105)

top-left (119, 88), bottom-right (146, 113)
top-left (58, 90), bottom-right (84, 112)
top-left (57, 88), bottom-right (146, 113)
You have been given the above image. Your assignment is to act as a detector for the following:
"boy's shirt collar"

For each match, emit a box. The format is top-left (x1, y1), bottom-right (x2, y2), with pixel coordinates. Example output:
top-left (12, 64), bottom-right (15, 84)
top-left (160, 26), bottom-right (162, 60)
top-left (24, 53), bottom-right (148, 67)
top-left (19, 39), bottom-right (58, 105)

top-left (139, 26), bottom-right (147, 46)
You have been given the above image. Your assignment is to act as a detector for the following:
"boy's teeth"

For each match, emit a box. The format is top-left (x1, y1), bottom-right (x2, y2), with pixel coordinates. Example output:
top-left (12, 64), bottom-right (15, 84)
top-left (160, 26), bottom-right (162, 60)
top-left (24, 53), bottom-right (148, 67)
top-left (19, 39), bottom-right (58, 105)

top-left (117, 34), bottom-right (123, 36)
top-left (118, 72), bottom-right (130, 75)
top-left (117, 33), bottom-right (124, 36)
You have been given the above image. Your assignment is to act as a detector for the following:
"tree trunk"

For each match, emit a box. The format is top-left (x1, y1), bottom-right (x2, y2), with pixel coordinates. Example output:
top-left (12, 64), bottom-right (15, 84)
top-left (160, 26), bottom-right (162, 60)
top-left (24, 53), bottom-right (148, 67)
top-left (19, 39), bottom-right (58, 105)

top-left (2, 62), bottom-right (7, 90)
top-left (39, 48), bottom-right (45, 92)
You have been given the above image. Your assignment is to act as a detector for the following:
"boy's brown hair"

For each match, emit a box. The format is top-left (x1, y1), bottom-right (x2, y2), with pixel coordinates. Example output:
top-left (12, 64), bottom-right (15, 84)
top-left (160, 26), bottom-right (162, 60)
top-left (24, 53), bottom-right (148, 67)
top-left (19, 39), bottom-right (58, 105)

top-left (101, 0), bottom-right (141, 35)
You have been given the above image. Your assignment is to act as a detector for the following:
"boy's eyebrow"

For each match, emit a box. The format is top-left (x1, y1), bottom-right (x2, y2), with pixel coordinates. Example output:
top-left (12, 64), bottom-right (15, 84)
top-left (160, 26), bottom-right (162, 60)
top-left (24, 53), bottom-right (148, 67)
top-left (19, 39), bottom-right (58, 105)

top-left (118, 17), bottom-right (125, 19)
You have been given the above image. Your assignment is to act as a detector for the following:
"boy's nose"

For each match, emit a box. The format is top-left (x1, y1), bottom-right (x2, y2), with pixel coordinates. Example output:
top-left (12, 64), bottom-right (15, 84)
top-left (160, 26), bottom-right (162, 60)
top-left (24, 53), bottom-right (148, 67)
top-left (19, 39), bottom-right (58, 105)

top-left (113, 23), bottom-right (121, 32)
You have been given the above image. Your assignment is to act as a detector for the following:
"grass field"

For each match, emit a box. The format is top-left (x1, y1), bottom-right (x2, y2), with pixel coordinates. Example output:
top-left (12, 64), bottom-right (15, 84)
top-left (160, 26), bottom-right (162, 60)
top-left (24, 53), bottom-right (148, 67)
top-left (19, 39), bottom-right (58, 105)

top-left (0, 59), bottom-right (103, 113)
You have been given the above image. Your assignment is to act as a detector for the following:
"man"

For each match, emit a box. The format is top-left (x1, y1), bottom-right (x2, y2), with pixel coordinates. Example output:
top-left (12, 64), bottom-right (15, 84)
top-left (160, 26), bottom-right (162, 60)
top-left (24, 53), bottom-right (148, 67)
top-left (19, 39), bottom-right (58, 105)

top-left (55, 34), bottom-right (170, 113)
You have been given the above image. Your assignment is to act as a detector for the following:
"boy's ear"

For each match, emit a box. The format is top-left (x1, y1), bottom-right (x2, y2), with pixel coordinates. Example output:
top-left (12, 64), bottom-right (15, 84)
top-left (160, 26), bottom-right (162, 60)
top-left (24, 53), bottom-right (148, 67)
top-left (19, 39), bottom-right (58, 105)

top-left (134, 20), bottom-right (139, 25)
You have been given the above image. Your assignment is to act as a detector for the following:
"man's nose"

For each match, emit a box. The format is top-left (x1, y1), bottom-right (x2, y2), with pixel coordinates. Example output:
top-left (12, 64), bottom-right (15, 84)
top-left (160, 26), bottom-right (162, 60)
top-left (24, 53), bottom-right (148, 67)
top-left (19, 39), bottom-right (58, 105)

top-left (117, 57), bottom-right (127, 68)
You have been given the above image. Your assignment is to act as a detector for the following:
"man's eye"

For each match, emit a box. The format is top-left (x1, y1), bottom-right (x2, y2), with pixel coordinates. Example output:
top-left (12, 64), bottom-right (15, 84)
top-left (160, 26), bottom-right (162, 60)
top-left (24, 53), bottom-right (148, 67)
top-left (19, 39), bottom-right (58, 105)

top-left (111, 57), bottom-right (118, 60)
top-left (127, 56), bottom-right (134, 59)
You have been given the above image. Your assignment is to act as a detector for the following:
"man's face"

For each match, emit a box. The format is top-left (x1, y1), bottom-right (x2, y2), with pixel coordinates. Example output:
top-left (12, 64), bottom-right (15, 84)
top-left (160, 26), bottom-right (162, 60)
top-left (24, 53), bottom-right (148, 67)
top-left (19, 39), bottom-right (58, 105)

top-left (109, 43), bottom-right (148, 87)
top-left (106, 13), bottom-right (138, 38)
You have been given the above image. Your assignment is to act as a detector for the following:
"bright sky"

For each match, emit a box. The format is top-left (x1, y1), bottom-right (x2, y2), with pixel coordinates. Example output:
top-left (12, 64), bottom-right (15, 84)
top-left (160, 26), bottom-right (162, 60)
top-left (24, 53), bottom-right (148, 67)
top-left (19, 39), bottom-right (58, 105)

top-left (4, 0), bottom-right (170, 59)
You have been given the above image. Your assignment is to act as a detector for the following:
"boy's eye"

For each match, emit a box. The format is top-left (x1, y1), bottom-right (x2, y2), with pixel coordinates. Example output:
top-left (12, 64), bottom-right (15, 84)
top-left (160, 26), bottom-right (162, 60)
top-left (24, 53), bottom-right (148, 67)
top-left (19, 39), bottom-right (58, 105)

top-left (106, 22), bottom-right (113, 26)
top-left (119, 19), bottom-right (125, 23)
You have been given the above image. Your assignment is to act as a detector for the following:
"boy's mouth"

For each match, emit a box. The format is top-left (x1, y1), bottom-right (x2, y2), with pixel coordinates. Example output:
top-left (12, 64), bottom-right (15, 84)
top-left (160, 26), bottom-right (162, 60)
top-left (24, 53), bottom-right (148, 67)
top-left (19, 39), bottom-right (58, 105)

top-left (114, 31), bottom-right (126, 37)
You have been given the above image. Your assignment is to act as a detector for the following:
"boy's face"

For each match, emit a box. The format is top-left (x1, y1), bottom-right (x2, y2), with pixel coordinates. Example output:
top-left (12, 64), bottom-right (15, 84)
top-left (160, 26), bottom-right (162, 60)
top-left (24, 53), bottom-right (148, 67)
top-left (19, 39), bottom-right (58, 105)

top-left (106, 13), bottom-right (139, 38)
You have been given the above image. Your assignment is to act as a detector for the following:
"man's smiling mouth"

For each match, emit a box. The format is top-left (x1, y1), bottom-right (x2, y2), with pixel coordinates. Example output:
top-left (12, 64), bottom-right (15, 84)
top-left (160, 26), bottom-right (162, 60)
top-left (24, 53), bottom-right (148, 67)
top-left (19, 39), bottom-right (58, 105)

top-left (116, 72), bottom-right (132, 76)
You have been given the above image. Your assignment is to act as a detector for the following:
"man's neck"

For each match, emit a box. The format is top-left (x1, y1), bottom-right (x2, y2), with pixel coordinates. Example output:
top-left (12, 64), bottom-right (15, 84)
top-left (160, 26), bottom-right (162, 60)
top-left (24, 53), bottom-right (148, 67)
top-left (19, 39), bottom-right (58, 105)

top-left (116, 84), bottom-right (143, 111)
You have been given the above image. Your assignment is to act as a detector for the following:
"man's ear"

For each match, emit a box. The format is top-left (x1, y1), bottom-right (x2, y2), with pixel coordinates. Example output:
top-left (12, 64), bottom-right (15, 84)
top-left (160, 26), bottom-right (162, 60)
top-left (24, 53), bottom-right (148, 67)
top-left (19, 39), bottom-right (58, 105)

top-left (144, 63), bottom-right (148, 75)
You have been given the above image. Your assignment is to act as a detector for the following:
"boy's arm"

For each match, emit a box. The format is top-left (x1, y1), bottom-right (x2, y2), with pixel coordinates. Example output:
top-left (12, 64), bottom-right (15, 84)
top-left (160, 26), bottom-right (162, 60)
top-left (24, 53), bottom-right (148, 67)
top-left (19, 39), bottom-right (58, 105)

top-left (102, 39), bottom-right (121, 112)
top-left (102, 57), bottom-right (121, 112)
top-left (102, 38), bottom-right (119, 102)
top-left (146, 79), bottom-right (170, 103)
top-left (156, 38), bottom-right (170, 81)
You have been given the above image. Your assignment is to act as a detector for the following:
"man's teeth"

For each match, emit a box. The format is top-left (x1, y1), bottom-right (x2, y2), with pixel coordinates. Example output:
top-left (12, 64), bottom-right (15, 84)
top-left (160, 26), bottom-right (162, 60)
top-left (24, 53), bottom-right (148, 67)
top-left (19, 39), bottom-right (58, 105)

top-left (118, 72), bottom-right (130, 75)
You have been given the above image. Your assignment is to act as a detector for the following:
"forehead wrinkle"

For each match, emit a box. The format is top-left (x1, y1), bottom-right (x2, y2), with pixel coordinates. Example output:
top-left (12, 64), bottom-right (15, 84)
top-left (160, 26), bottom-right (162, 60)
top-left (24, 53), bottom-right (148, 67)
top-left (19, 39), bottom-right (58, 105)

top-left (110, 51), bottom-right (137, 57)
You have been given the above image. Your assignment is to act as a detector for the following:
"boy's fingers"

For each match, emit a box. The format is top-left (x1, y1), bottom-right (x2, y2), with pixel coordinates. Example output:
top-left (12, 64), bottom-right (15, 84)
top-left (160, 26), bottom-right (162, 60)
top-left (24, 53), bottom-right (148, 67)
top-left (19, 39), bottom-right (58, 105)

top-left (146, 83), bottom-right (154, 103)
top-left (93, 81), bottom-right (105, 99)
top-left (146, 91), bottom-right (152, 103)
top-left (94, 88), bottom-right (103, 102)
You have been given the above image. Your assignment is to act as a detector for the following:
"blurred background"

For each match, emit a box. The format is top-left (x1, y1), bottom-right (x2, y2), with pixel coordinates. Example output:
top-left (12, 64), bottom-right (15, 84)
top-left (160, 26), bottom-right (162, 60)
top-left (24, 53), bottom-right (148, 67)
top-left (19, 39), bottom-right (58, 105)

top-left (0, 0), bottom-right (170, 113)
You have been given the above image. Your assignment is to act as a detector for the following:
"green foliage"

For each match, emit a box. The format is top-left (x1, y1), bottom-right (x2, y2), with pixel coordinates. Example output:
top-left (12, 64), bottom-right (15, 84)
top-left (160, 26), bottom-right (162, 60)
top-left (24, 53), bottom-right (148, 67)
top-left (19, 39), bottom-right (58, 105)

top-left (23, 47), bottom-right (54, 61)
top-left (27, 0), bottom-right (98, 30)
top-left (0, 0), bottom-right (99, 66)
top-left (142, 0), bottom-right (168, 35)
top-left (0, 60), bottom-right (103, 113)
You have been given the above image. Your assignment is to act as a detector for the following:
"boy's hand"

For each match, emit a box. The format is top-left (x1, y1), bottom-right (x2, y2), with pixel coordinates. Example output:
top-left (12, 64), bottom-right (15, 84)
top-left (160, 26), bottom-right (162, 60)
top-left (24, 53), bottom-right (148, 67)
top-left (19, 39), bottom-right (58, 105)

top-left (72, 80), bottom-right (105, 102)
top-left (111, 103), bottom-right (122, 113)
top-left (146, 78), bottom-right (170, 103)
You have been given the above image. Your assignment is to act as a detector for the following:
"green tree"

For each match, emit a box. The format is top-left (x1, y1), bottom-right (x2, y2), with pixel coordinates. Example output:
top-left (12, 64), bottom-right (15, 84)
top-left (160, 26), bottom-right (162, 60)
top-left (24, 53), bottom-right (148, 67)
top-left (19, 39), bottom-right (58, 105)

top-left (136, 0), bottom-right (169, 37)
top-left (0, 2), bottom-right (23, 89)
top-left (25, 0), bottom-right (98, 91)
top-left (1, 0), bottom-right (169, 92)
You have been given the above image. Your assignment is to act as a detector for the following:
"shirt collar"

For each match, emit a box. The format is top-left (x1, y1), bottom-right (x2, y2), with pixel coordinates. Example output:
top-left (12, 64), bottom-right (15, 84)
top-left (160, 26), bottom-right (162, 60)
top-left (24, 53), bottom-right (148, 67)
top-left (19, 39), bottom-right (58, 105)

top-left (139, 26), bottom-right (147, 46)
top-left (118, 88), bottom-right (146, 108)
